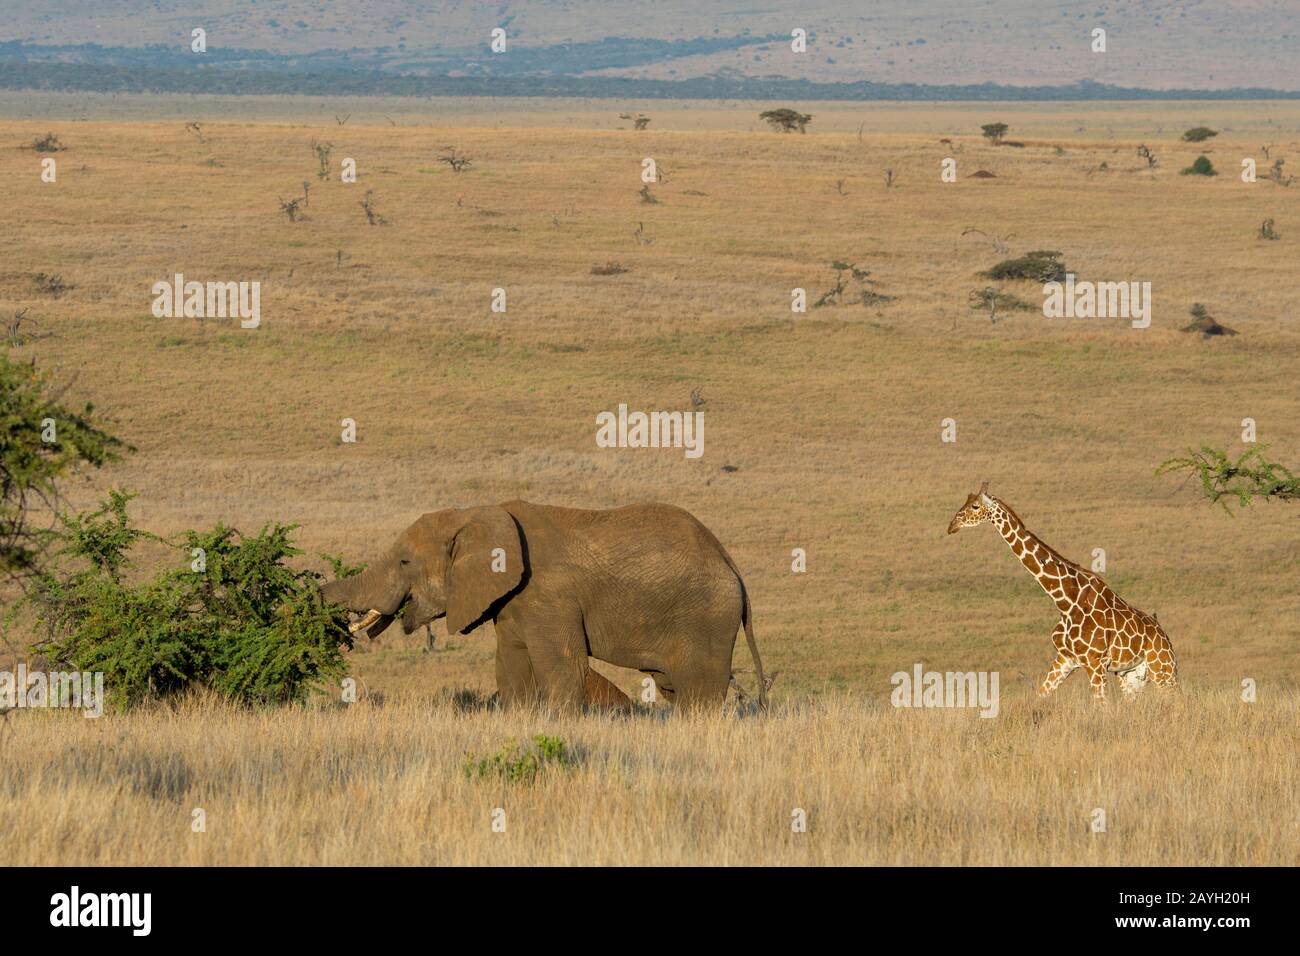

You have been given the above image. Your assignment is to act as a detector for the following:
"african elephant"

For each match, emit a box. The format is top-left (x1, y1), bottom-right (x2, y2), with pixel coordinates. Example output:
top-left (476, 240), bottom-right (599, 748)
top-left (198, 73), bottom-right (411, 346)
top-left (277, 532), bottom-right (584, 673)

top-left (320, 500), bottom-right (767, 711)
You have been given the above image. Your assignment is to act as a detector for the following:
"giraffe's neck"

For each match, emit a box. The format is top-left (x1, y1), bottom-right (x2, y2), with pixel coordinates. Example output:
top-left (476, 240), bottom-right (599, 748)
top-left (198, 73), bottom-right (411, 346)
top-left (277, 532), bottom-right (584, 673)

top-left (986, 497), bottom-right (1075, 613)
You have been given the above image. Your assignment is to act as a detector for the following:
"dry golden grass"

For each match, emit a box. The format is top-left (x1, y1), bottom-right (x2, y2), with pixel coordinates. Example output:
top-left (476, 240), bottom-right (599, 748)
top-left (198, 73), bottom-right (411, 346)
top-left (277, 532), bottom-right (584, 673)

top-left (0, 98), bottom-right (1297, 864)
top-left (2, 687), bottom-right (1295, 866)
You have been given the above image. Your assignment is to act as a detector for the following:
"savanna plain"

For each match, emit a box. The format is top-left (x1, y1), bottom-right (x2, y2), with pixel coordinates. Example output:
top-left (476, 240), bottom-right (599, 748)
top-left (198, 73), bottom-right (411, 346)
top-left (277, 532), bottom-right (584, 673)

top-left (1, 97), bottom-right (1297, 865)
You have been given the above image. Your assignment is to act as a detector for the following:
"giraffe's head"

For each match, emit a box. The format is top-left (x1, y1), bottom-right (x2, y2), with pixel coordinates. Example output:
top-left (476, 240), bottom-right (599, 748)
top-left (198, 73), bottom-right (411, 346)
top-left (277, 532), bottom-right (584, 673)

top-left (947, 482), bottom-right (995, 534)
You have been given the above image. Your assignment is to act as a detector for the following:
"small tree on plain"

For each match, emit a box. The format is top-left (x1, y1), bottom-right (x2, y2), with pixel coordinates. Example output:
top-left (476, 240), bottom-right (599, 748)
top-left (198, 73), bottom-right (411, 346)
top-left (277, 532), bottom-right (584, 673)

top-left (814, 261), bottom-right (892, 308)
top-left (278, 196), bottom-right (303, 222)
top-left (760, 109), bottom-right (813, 133)
top-left (969, 287), bottom-right (1032, 324)
top-left (31, 132), bottom-right (65, 153)
top-left (1181, 303), bottom-right (1237, 337)
top-left (5, 309), bottom-right (35, 347)
top-left (981, 123), bottom-right (1009, 145)
top-left (311, 141), bottom-right (332, 181)
top-left (439, 147), bottom-right (473, 173)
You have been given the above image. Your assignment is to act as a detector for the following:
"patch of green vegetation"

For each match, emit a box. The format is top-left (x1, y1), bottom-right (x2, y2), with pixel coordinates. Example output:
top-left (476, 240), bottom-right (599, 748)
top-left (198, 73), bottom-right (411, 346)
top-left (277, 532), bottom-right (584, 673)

top-left (1181, 155), bottom-right (1217, 176)
top-left (463, 735), bottom-right (576, 784)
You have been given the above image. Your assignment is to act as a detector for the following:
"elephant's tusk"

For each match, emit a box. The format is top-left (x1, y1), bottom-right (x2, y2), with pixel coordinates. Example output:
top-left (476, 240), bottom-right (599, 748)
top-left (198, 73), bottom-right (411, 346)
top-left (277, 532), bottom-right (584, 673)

top-left (348, 609), bottom-right (384, 635)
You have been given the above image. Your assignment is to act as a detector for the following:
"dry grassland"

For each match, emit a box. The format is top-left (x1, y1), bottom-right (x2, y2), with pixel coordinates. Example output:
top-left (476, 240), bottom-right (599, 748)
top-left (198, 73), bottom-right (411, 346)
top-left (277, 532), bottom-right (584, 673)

top-left (0, 99), bottom-right (1296, 864)
top-left (3, 688), bottom-right (1296, 866)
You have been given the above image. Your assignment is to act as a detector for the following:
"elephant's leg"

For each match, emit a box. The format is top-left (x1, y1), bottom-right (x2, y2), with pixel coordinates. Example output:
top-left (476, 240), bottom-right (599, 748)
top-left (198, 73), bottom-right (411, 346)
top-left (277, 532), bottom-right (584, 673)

top-left (494, 624), bottom-right (539, 709)
top-left (661, 651), bottom-right (732, 712)
top-left (584, 666), bottom-right (632, 711)
top-left (523, 619), bottom-right (589, 712)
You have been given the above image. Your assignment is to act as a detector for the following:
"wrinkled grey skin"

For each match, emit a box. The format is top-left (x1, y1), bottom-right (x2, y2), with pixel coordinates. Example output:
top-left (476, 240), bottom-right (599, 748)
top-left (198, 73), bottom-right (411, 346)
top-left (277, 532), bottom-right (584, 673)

top-left (320, 500), bottom-right (766, 711)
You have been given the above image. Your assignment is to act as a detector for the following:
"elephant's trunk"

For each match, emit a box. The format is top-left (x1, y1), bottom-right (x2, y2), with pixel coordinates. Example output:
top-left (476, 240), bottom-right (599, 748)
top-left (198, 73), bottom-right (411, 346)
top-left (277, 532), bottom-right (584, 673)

top-left (320, 564), bottom-right (400, 639)
top-left (319, 571), bottom-right (366, 610)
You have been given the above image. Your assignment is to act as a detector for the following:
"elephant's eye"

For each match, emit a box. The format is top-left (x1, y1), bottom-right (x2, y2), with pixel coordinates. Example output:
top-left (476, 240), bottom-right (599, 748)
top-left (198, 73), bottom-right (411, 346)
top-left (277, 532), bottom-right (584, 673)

top-left (399, 558), bottom-right (411, 566)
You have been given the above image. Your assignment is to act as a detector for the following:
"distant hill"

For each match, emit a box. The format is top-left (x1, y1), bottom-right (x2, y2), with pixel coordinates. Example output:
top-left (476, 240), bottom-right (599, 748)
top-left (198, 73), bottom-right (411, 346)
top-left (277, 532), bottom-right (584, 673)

top-left (1, 0), bottom-right (1297, 98)
top-left (2, 59), bottom-right (1295, 102)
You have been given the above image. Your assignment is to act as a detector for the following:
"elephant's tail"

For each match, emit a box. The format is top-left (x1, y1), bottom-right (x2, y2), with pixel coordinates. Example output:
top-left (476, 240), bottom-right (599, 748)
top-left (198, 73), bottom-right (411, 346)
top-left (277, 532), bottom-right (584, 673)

top-left (737, 575), bottom-right (768, 712)
top-left (711, 534), bottom-right (767, 712)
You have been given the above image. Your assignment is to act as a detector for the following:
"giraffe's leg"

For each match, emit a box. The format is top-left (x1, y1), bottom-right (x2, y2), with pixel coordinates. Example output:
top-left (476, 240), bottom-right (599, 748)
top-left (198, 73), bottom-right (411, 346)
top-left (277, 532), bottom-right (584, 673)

top-left (1037, 652), bottom-right (1078, 698)
top-left (1036, 621), bottom-right (1077, 698)
top-left (1082, 653), bottom-right (1109, 701)
top-left (1146, 633), bottom-right (1179, 688)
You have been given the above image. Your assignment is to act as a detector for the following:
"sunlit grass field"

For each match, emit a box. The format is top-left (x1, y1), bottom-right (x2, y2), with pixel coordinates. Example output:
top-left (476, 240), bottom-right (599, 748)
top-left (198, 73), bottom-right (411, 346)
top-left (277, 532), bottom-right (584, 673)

top-left (1, 97), bottom-right (1297, 864)
top-left (4, 688), bottom-right (1296, 866)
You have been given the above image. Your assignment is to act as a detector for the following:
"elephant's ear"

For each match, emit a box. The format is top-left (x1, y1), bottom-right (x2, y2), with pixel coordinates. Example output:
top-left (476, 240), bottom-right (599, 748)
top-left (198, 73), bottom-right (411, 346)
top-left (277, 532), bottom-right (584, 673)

top-left (445, 506), bottom-right (524, 635)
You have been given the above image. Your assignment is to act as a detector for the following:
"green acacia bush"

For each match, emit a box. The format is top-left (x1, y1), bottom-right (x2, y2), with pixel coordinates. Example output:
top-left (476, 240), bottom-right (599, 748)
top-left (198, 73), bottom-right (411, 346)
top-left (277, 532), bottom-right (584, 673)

top-left (759, 108), bottom-right (812, 133)
top-left (981, 250), bottom-right (1067, 282)
top-left (1157, 446), bottom-right (1298, 510)
top-left (28, 490), bottom-right (354, 710)
top-left (1, 351), bottom-right (128, 578)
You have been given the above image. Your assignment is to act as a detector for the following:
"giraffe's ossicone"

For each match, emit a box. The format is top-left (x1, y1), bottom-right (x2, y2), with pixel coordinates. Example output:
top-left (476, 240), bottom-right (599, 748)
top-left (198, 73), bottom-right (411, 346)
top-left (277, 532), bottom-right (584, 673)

top-left (947, 483), bottom-right (1178, 701)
